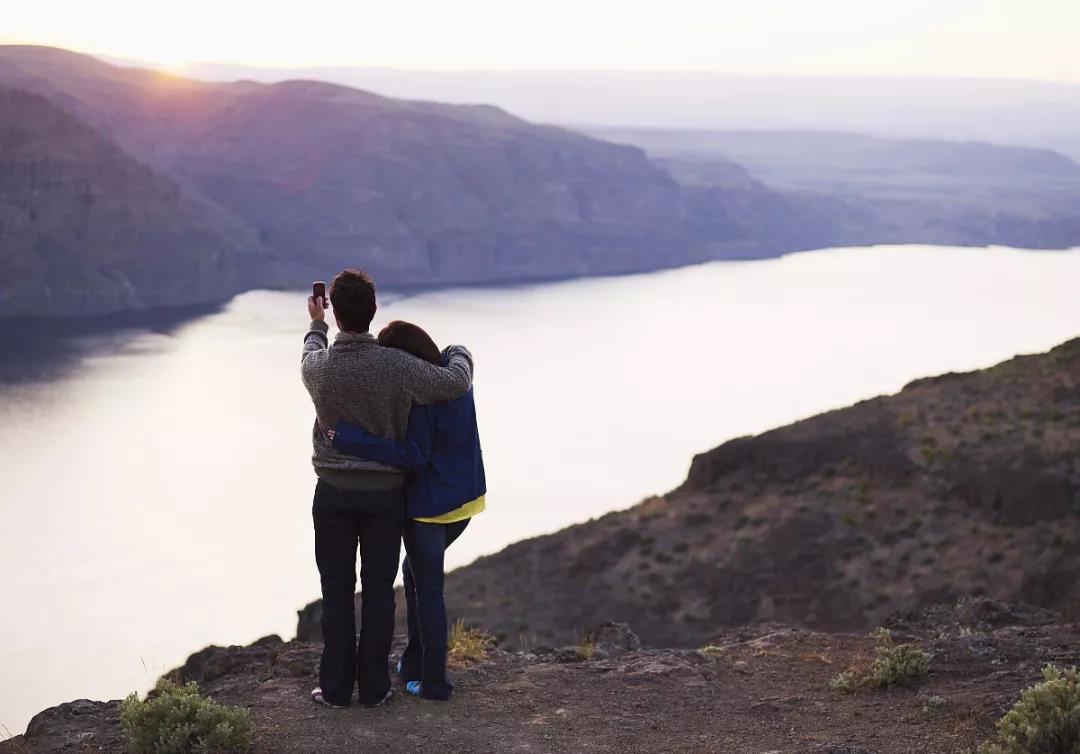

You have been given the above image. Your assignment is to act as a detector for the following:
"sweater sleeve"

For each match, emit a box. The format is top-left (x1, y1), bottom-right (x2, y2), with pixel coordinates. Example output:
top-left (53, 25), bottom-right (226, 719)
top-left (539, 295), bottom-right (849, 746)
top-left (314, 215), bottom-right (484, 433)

top-left (332, 406), bottom-right (435, 471)
top-left (399, 345), bottom-right (473, 405)
top-left (300, 320), bottom-right (330, 394)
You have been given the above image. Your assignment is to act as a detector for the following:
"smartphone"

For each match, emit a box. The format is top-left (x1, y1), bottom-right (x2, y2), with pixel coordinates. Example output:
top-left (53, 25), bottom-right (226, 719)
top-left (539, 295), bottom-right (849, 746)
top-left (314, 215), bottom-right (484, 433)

top-left (312, 281), bottom-right (326, 307)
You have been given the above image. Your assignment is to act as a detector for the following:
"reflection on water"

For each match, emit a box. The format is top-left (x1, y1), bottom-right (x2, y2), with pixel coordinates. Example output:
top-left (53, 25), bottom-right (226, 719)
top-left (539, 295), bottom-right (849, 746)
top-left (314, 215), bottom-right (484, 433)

top-left (1, 244), bottom-right (1080, 736)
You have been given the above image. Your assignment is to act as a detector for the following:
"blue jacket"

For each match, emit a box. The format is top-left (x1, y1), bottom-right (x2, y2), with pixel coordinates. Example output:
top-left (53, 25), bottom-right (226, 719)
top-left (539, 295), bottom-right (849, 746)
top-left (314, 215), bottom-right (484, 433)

top-left (331, 388), bottom-right (486, 520)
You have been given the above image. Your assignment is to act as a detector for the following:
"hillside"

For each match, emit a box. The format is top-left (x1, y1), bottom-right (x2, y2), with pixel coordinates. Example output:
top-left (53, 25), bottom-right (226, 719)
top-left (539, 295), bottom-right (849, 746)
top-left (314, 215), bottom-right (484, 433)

top-left (0, 87), bottom-right (274, 316)
top-left (3, 599), bottom-right (1077, 753)
top-left (0, 46), bottom-right (865, 317)
top-left (296, 338), bottom-right (1080, 649)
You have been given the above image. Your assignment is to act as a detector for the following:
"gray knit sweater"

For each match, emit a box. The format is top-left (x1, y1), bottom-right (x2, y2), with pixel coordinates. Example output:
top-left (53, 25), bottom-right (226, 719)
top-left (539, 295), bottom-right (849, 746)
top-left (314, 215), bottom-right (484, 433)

top-left (300, 320), bottom-right (474, 484)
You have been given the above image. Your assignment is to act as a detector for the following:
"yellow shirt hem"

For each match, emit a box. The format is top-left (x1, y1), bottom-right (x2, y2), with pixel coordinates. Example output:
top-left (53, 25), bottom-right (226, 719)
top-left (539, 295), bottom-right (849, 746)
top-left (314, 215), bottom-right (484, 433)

top-left (413, 495), bottom-right (486, 524)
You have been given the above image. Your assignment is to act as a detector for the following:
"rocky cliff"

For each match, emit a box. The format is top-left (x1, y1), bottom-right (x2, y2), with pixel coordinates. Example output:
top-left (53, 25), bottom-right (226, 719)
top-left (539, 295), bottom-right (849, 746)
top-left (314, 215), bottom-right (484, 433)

top-left (3, 599), bottom-right (1077, 753)
top-left (297, 338), bottom-right (1080, 648)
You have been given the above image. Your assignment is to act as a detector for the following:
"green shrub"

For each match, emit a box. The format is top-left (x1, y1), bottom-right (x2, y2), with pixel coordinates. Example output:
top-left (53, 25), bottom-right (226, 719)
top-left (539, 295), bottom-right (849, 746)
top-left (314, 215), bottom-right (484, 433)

top-left (120, 679), bottom-right (250, 754)
top-left (869, 628), bottom-right (932, 688)
top-left (828, 628), bottom-right (932, 694)
top-left (977, 665), bottom-right (1080, 754)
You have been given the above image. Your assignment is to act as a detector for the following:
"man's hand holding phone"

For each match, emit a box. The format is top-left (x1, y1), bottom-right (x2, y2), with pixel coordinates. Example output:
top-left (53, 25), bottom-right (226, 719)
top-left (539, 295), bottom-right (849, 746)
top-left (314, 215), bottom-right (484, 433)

top-left (308, 281), bottom-right (328, 322)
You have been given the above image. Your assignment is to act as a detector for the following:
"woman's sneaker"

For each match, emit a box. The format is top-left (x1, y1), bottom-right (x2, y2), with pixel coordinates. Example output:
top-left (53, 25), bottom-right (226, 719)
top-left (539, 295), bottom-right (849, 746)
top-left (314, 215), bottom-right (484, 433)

top-left (310, 688), bottom-right (347, 709)
top-left (405, 681), bottom-right (452, 701)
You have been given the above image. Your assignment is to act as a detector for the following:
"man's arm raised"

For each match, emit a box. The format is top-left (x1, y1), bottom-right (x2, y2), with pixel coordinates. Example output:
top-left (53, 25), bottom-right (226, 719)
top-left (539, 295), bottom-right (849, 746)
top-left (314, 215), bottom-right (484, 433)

top-left (300, 296), bottom-right (330, 392)
top-left (401, 345), bottom-right (474, 405)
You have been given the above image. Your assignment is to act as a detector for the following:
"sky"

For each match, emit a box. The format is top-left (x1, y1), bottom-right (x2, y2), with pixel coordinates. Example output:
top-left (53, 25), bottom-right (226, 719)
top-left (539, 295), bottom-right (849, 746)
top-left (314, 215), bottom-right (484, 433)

top-left (2, 0), bottom-right (1080, 81)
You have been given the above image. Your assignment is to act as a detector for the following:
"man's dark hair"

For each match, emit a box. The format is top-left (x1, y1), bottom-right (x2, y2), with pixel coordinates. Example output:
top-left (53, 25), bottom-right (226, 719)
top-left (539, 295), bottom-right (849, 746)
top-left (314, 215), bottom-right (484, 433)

top-left (329, 269), bottom-right (377, 332)
top-left (378, 321), bottom-right (441, 364)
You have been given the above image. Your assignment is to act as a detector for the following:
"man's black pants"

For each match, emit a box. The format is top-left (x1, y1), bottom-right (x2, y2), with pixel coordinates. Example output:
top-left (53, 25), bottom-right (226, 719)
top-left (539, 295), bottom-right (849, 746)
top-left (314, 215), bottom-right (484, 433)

top-left (312, 479), bottom-right (405, 706)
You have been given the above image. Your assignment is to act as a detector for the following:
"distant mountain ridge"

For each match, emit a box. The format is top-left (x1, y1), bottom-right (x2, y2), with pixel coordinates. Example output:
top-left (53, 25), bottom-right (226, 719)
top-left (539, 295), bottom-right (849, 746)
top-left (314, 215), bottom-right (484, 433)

top-left (594, 127), bottom-right (1080, 251)
top-left (171, 61), bottom-right (1080, 158)
top-left (2, 45), bottom-right (1080, 317)
top-left (590, 128), bottom-right (1080, 179)
top-left (0, 45), bottom-right (863, 316)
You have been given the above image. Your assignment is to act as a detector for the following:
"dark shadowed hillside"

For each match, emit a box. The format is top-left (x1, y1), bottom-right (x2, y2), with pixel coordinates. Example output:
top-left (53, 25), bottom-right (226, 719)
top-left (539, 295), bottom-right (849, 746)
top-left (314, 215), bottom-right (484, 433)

top-left (0, 87), bottom-right (273, 316)
top-left (297, 338), bottom-right (1080, 648)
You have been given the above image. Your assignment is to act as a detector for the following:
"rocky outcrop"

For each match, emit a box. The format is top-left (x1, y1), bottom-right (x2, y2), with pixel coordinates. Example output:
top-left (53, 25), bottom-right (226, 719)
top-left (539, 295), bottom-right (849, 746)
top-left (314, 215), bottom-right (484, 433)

top-left (13, 700), bottom-right (123, 753)
top-left (294, 338), bottom-right (1080, 648)
top-left (5, 600), bottom-right (1078, 753)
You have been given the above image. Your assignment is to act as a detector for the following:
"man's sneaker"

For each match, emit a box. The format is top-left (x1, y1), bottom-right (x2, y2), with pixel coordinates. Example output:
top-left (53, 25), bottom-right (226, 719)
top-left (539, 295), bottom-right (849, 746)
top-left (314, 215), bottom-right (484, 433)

top-left (361, 688), bottom-right (393, 708)
top-left (310, 688), bottom-right (347, 709)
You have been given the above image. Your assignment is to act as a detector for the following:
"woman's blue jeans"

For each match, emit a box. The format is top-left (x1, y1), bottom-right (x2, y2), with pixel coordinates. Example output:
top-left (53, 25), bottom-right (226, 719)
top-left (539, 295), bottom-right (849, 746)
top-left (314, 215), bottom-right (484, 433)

top-left (398, 517), bottom-right (469, 700)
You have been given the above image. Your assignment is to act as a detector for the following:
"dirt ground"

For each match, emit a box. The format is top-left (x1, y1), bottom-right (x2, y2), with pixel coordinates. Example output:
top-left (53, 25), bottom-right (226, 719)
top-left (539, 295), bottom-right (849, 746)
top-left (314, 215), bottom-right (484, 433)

top-left (5, 600), bottom-right (1078, 754)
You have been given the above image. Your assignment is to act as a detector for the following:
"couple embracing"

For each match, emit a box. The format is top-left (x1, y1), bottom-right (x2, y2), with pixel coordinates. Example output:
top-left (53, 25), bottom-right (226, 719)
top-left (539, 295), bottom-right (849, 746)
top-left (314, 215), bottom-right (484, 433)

top-left (300, 268), bottom-right (485, 708)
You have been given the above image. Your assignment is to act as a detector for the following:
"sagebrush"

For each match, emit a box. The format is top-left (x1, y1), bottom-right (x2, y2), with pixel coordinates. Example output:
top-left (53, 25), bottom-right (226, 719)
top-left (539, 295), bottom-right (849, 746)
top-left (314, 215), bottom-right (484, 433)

top-left (869, 628), bottom-right (932, 688)
top-left (829, 628), bottom-right (931, 693)
top-left (977, 665), bottom-right (1080, 754)
top-left (120, 679), bottom-right (251, 754)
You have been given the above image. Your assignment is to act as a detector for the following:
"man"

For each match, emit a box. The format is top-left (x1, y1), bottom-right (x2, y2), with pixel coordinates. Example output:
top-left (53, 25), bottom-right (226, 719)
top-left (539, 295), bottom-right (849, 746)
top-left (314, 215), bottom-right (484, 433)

top-left (300, 269), bottom-right (474, 708)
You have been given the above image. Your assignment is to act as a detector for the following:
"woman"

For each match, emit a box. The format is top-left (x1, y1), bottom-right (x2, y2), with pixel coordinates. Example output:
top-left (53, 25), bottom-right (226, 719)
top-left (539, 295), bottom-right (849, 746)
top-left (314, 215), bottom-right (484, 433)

top-left (328, 320), bottom-right (485, 701)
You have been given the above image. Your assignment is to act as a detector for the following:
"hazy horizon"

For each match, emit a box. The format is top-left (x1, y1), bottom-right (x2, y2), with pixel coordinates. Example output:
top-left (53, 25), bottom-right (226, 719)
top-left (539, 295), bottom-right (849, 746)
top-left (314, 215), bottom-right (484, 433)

top-left (4, 0), bottom-right (1080, 81)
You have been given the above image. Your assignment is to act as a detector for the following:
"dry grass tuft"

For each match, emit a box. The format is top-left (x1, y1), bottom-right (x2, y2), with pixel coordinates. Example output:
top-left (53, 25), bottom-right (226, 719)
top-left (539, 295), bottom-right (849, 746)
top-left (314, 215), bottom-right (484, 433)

top-left (448, 618), bottom-right (494, 669)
